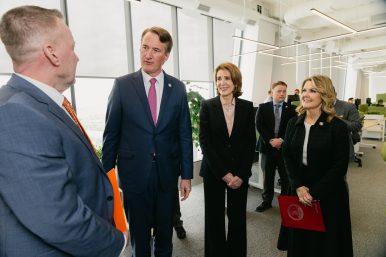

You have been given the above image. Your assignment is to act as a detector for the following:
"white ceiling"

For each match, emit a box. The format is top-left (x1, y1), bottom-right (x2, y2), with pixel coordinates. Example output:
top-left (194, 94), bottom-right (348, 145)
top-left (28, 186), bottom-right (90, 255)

top-left (155, 0), bottom-right (386, 73)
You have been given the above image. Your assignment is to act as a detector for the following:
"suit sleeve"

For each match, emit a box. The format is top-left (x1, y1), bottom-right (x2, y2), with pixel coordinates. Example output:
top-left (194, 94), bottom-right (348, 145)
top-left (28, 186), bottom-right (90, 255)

top-left (256, 104), bottom-right (274, 145)
top-left (0, 104), bottom-right (123, 257)
top-left (282, 117), bottom-right (303, 191)
top-left (342, 103), bottom-right (362, 134)
top-left (178, 83), bottom-right (193, 179)
top-left (102, 79), bottom-right (122, 172)
top-left (199, 100), bottom-right (228, 179)
top-left (236, 102), bottom-right (256, 181)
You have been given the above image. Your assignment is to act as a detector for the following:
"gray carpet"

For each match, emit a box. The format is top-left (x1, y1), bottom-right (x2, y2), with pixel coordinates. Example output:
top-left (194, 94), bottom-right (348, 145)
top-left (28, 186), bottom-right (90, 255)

top-left (124, 139), bottom-right (386, 257)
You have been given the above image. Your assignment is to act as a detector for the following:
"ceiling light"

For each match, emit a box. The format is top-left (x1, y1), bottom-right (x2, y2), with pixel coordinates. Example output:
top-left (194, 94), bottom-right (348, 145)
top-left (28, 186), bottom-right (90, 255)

top-left (232, 36), bottom-right (279, 49)
top-left (258, 52), bottom-right (294, 59)
top-left (310, 8), bottom-right (357, 33)
top-left (341, 48), bottom-right (386, 57)
top-left (311, 66), bottom-right (347, 70)
top-left (282, 55), bottom-right (341, 65)
top-left (231, 50), bottom-right (293, 59)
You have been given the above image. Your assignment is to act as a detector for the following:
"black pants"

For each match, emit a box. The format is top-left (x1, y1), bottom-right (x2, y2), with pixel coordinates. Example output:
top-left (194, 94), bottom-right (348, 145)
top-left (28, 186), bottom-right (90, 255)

top-left (203, 173), bottom-right (249, 257)
top-left (261, 149), bottom-right (288, 202)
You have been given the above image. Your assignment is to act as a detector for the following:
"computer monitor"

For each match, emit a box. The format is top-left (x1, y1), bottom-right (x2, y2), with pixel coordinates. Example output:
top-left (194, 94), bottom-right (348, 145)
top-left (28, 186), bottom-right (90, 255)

top-left (287, 94), bottom-right (300, 105)
top-left (354, 98), bottom-right (361, 109)
top-left (366, 97), bottom-right (371, 106)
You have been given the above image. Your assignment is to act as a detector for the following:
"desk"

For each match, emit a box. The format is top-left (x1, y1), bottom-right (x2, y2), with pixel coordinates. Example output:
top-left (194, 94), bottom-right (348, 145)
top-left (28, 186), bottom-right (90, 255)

top-left (362, 115), bottom-right (385, 141)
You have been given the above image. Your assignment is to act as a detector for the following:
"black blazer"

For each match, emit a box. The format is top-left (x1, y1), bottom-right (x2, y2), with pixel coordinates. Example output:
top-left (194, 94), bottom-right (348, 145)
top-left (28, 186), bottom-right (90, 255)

top-left (256, 101), bottom-right (296, 154)
top-left (199, 96), bottom-right (256, 181)
top-left (283, 112), bottom-right (349, 199)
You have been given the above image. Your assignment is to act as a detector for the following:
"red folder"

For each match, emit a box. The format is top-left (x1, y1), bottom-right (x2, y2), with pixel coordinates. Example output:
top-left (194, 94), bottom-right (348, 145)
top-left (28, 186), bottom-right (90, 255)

top-left (278, 195), bottom-right (326, 232)
top-left (107, 168), bottom-right (128, 233)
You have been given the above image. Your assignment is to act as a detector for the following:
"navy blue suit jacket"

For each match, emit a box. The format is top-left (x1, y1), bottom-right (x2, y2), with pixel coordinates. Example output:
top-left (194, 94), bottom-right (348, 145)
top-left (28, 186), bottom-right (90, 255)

top-left (0, 75), bottom-right (124, 257)
top-left (102, 70), bottom-right (193, 193)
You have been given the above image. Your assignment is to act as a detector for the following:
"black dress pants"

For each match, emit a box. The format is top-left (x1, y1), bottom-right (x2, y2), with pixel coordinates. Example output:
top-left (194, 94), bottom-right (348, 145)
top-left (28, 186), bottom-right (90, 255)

top-left (124, 162), bottom-right (176, 257)
top-left (261, 149), bottom-right (288, 203)
top-left (203, 172), bottom-right (249, 257)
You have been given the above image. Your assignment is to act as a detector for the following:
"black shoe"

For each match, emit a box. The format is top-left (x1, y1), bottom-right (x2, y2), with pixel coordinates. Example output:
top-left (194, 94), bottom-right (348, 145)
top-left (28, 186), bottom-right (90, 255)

top-left (174, 226), bottom-right (186, 239)
top-left (255, 201), bottom-right (272, 212)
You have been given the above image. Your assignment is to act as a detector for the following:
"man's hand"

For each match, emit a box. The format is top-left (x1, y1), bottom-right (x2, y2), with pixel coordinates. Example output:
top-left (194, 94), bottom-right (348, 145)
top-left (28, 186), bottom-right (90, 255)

top-left (180, 179), bottom-right (191, 201)
top-left (270, 138), bottom-right (283, 149)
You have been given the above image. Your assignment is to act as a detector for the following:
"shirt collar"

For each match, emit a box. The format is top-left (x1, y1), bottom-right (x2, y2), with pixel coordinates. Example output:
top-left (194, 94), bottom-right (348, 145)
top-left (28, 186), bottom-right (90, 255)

top-left (273, 101), bottom-right (283, 107)
top-left (141, 69), bottom-right (164, 86)
top-left (15, 73), bottom-right (64, 107)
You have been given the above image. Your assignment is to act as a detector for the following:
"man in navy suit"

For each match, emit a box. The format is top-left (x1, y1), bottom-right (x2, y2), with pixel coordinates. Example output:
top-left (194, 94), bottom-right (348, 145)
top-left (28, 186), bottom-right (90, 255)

top-left (0, 6), bottom-right (125, 256)
top-left (255, 81), bottom-right (296, 212)
top-left (102, 27), bottom-right (193, 257)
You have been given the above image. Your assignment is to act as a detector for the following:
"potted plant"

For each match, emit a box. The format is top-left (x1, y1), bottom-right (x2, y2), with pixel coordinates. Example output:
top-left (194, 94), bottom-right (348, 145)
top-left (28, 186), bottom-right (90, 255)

top-left (187, 88), bottom-right (204, 148)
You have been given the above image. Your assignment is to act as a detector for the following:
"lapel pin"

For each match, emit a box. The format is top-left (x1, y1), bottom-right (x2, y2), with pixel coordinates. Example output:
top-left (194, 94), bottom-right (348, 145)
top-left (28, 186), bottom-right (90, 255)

top-left (168, 83), bottom-right (172, 87)
top-left (319, 122), bottom-right (324, 126)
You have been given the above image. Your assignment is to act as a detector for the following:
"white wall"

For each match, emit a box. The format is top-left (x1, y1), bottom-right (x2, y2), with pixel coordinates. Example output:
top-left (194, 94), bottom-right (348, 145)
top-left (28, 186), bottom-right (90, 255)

top-left (369, 75), bottom-right (386, 102)
top-left (240, 20), bottom-right (277, 105)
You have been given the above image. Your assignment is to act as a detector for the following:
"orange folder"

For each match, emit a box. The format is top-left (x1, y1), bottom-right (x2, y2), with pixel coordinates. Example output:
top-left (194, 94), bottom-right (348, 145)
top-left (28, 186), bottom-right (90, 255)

top-left (278, 195), bottom-right (326, 232)
top-left (107, 168), bottom-right (128, 233)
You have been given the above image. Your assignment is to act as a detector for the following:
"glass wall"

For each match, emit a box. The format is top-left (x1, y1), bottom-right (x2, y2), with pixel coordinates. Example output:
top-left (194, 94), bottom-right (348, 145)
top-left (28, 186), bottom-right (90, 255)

top-left (177, 9), bottom-right (210, 82)
top-left (0, 0), bottom-right (241, 160)
top-left (67, 0), bottom-right (128, 77)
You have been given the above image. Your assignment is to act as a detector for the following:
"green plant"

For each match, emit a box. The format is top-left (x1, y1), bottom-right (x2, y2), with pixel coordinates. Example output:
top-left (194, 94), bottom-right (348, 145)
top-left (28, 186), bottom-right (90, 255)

top-left (187, 89), bottom-right (204, 147)
top-left (95, 145), bottom-right (102, 160)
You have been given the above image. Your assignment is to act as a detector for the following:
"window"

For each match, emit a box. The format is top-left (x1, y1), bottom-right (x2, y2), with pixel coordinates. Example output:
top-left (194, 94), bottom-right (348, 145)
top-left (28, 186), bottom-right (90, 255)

top-left (178, 9), bottom-right (210, 82)
top-left (67, 0), bottom-right (128, 77)
top-left (72, 78), bottom-right (114, 148)
top-left (213, 19), bottom-right (235, 69)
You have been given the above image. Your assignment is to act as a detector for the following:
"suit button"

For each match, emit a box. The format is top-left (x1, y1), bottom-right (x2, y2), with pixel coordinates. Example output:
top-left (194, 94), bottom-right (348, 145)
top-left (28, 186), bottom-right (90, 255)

top-left (107, 196), bottom-right (113, 201)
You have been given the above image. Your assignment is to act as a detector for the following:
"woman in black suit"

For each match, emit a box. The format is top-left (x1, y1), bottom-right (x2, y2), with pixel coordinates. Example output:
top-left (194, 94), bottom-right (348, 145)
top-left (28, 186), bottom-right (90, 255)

top-left (279, 75), bottom-right (353, 257)
top-left (199, 62), bottom-right (256, 257)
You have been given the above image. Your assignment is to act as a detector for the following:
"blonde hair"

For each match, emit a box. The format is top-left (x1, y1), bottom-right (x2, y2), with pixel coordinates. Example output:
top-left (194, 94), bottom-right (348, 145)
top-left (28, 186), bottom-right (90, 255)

top-left (297, 75), bottom-right (336, 122)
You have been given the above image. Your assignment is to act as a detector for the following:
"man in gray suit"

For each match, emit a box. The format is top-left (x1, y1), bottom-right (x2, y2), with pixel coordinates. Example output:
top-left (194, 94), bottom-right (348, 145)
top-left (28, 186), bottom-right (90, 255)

top-left (334, 93), bottom-right (362, 160)
top-left (0, 6), bottom-right (126, 256)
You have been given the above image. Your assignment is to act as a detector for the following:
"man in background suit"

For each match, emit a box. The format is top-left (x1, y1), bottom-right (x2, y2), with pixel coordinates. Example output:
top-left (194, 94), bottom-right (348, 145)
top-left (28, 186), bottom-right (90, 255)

top-left (334, 94), bottom-right (362, 160)
top-left (102, 27), bottom-right (193, 257)
top-left (255, 81), bottom-right (296, 212)
top-left (0, 6), bottom-right (125, 256)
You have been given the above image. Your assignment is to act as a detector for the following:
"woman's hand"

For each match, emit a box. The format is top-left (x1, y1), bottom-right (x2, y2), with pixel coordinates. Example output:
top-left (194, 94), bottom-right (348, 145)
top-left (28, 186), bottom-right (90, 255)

top-left (228, 176), bottom-right (243, 189)
top-left (222, 172), bottom-right (234, 184)
top-left (296, 186), bottom-right (313, 206)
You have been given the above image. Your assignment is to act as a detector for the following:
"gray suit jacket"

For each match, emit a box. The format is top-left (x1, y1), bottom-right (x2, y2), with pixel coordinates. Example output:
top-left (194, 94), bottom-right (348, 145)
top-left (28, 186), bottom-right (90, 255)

top-left (334, 99), bottom-right (362, 158)
top-left (0, 75), bottom-right (124, 257)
